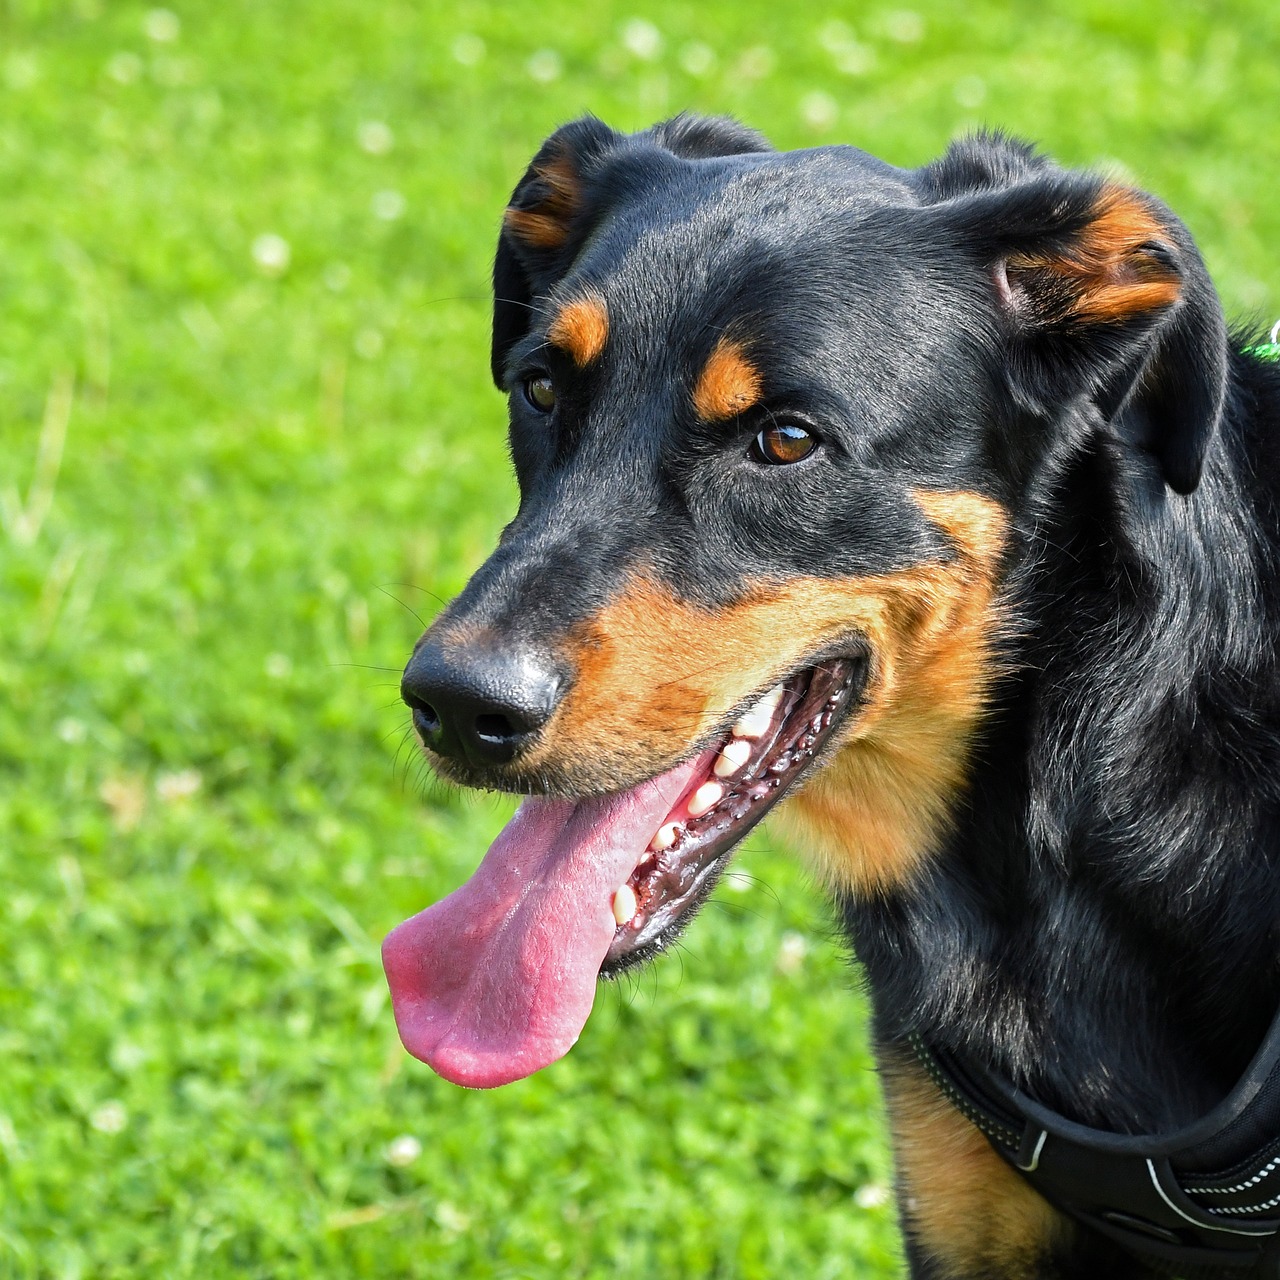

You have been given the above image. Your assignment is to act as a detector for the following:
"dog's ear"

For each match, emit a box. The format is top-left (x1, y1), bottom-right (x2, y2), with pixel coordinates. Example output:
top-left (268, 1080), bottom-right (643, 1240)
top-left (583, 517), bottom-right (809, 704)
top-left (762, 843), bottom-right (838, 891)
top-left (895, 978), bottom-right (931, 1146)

top-left (944, 169), bottom-right (1227, 494)
top-left (491, 116), bottom-right (622, 387)
top-left (491, 114), bottom-right (773, 388)
top-left (642, 112), bottom-right (772, 160)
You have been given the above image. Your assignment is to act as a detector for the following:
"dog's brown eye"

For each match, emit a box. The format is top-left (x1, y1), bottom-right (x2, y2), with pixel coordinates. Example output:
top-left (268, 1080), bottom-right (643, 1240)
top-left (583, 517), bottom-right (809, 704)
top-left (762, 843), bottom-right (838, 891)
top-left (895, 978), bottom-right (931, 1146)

top-left (753, 423), bottom-right (815, 465)
top-left (523, 376), bottom-right (556, 413)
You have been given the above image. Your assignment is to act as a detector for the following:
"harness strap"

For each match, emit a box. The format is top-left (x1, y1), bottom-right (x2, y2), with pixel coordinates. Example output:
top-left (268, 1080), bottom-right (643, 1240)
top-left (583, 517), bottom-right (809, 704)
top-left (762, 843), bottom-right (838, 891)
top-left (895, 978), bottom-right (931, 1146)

top-left (907, 1033), bottom-right (1280, 1277)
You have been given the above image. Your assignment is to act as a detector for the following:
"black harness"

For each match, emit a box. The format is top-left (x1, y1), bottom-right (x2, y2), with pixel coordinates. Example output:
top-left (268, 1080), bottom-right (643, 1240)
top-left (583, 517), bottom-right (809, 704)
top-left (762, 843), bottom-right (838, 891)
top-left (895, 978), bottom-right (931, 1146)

top-left (910, 1018), bottom-right (1280, 1278)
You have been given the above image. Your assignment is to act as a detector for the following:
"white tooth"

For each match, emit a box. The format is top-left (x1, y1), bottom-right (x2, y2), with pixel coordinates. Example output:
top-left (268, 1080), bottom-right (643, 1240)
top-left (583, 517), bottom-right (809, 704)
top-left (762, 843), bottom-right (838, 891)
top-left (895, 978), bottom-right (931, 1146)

top-left (755, 682), bottom-right (785, 719)
top-left (714, 738), bottom-right (753, 778)
top-left (732, 684), bottom-right (784, 740)
top-left (612, 883), bottom-right (638, 925)
top-left (687, 780), bottom-right (724, 817)
top-left (650, 823), bottom-right (679, 852)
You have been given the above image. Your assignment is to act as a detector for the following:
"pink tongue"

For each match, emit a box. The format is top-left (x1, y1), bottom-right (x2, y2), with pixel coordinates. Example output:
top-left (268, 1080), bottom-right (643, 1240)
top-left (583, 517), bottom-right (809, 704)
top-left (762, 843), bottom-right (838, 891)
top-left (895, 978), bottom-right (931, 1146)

top-left (382, 755), bottom-right (704, 1089)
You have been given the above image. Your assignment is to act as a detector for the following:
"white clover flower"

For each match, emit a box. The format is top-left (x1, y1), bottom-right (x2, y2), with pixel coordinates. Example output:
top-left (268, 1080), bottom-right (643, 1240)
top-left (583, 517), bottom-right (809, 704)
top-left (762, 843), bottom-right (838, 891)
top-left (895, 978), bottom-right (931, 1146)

top-left (107, 52), bottom-right (143, 84)
top-left (451, 34), bottom-right (485, 66)
top-left (621, 19), bottom-right (662, 61)
top-left (144, 9), bottom-right (180, 42)
top-left (678, 43), bottom-right (715, 77)
top-left (264, 652), bottom-right (293, 680)
top-left (527, 49), bottom-right (562, 83)
top-left (156, 769), bottom-right (202, 803)
top-left (385, 1134), bottom-right (423, 1167)
top-left (90, 1101), bottom-right (128, 1134)
top-left (855, 1182), bottom-right (891, 1210)
top-left (800, 91), bottom-right (838, 131)
top-left (357, 121), bottom-right (393, 155)
top-left (251, 234), bottom-right (290, 275)
top-left (371, 189), bottom-right (406, 221)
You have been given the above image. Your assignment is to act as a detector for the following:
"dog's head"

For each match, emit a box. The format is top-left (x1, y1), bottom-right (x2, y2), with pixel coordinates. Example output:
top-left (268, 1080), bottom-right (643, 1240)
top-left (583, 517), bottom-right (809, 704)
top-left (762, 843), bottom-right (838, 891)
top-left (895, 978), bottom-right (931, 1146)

top-left (384, 116), bottom-right (1228, 1087)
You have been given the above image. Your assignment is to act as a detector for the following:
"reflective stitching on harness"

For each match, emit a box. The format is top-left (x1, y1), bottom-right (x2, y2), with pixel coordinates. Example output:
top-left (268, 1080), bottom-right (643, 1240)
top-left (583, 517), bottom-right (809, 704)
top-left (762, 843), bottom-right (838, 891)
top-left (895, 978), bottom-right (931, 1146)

top-left (1208, 1191), bottom-right (1280, 1216)
top-left (908, 1033), bottom-right (1020, 1150)
top-left (1185, 1154), bottom-right (1280, 1196)
top-left (910, 1026), bottom-right (1280, 1266)
top-left (1147, 1162), bottom-right (1276, 1238)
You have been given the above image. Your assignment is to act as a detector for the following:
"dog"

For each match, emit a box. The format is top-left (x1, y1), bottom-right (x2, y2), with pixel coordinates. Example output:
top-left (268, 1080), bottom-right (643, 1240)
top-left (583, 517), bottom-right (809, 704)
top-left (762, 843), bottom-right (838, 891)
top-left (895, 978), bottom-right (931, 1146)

top-left (381, 114), bottom-right (1280, 1278)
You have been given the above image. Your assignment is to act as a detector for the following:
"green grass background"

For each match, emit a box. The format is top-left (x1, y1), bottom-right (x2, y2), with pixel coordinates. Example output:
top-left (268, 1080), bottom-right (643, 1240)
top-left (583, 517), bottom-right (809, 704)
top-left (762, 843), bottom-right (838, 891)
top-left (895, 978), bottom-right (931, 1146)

top-left (1, 1), bottom-right (1277, 1276)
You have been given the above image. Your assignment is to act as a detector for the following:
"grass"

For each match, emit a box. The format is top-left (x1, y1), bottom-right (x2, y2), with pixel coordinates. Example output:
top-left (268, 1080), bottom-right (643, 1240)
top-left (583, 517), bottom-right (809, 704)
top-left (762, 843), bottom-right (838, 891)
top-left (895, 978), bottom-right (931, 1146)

top-left (0, 1), bottom-right (1277, 1276)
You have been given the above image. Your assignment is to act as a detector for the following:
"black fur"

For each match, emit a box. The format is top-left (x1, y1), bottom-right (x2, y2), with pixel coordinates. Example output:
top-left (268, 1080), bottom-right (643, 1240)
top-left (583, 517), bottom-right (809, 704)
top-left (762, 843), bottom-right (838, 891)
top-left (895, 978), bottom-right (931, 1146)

top-left (858, 335), bottom-right (1280, 1128)
top-left (413, 115), bottom-right (1280, 1276)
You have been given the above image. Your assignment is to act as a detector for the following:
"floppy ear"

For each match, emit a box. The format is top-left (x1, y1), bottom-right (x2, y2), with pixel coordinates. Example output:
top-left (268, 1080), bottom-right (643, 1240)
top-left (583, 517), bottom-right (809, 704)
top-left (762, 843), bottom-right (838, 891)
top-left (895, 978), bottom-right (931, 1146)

top-left (491, 116), bottom-right (621, 387)
top-left (641, 112), bottom-right (772, 160)
top-left (950, 172), bottom-right (1227, 494)
top-left (491, 114), bottom-right (773, 387)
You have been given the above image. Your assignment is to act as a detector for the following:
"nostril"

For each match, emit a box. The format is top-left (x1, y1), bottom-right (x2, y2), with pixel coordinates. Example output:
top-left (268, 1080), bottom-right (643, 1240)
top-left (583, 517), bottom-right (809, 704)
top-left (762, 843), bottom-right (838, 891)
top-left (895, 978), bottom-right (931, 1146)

top-left (474, 712), bottom-right (518, 745)
top-left (408, 698), bottom-right (442, 736)
top-left (401, 640), bottom-right (568, 766)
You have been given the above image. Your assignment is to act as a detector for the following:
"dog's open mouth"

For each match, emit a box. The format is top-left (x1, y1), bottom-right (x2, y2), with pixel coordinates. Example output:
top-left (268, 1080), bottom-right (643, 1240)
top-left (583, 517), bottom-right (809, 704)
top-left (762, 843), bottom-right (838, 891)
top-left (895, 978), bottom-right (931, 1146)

top-left (603, 658), bottom-right (861, 973)
top-left (382, 656), bottom-right (864, 1089)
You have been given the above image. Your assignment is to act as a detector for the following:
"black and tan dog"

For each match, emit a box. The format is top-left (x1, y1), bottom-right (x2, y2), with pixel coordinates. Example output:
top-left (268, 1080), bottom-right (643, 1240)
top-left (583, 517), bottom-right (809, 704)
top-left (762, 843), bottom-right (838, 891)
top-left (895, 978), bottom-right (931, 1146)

top-left (382, 115), bottom-right (1280, 1278)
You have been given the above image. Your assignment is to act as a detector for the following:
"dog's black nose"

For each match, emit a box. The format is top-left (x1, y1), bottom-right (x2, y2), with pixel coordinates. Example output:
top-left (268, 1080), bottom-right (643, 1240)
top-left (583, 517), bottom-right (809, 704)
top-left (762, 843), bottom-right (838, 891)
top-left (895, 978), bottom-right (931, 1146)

top-left (401, 640), bottom-right (566, 766)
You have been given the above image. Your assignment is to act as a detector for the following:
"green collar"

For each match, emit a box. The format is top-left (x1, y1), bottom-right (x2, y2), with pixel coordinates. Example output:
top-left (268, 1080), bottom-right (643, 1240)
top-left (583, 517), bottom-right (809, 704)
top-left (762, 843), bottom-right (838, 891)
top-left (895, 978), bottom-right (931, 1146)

top-left (1246, 320), bottom-right (1280, 363)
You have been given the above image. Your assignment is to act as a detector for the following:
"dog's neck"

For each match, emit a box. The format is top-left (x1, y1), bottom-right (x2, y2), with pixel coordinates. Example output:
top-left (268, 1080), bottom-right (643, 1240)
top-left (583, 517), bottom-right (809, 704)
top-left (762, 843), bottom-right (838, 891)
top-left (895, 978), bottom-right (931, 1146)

top-left (819, 352), bottom-right (1280, 1136)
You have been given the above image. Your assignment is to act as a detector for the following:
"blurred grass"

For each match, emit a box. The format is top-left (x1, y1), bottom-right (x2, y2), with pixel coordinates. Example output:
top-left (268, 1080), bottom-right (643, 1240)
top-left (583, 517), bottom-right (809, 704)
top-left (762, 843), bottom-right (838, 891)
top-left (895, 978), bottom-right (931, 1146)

top-left (0, 1), bottom-right (1277, 1276)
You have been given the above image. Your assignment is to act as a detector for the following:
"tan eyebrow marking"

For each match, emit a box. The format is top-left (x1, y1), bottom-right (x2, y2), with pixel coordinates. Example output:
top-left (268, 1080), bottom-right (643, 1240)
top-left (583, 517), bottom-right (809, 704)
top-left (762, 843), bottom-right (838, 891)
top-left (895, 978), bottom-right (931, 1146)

top-left (547, 293), bottom-right (609, 366)
top-left (692, 337), bottom-right (764, 422)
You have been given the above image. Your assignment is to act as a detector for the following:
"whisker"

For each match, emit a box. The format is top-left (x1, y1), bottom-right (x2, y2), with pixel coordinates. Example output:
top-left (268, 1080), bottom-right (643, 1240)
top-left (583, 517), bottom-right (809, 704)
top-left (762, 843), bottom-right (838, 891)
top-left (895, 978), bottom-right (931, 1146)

top-left (382, 720), bottom-right (414, 748)
top-left (377, 584), bottom-right (428, 630)
top-left (384, 582), bottom-right (450, 610)
top-left (707, 898), bottom-right (768, 922)
top-left (721, 871), bottom-right (783, 908)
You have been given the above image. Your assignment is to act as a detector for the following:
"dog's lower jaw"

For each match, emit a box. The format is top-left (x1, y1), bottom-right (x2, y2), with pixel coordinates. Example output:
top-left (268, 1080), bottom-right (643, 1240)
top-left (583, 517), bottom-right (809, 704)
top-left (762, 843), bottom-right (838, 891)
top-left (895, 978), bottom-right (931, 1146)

top-left (600, 657), bottom-right (865, 974)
